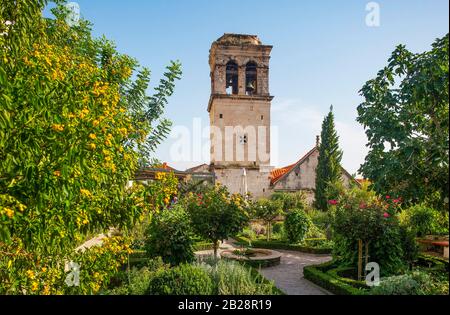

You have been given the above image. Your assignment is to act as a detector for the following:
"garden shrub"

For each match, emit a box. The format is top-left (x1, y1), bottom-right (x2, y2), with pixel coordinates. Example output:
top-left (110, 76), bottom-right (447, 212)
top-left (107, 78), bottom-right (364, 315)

top-left (272, 222), bottom-right (284, 235)
top-left (146, 264), bottom-right (214, 295)
top-left (185, 184), bottom-right (250, 257)
top-left (240, 227), bottom-right (257, 240)
top-left (283, 208), bottom-right (311, 243)
top-left (106, 257), bottom-right (169, 295)
top-left (200, 260), bottom-right (278, 295)
top-left (270, 192), bottom-right (308, 212)
top-left (371, 271), bottom-right (442, 295)
top-left (331, 186), bottom-right (410, 276)
top-left (144, 205), bottom-right (195, 266)
top-left (106, 267), bottom-right (155, 295)
top-left (400, 203), bottom-right (448, 237)
top-left (305, 222), bottom-right (326, 239)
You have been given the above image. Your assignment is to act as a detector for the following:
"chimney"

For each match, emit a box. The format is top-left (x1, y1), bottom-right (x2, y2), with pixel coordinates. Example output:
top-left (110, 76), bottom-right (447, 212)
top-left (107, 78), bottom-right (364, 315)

top-left (316, 135), bottom-right (320, 147)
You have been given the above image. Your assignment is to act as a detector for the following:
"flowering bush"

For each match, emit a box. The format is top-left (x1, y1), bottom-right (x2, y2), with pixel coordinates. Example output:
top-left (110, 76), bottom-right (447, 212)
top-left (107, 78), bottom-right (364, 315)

top-left (0, 236), bottom-right (132, 295)
top-left (184, 184), bottom-right (250, 257)
top-left (0, 0), bottom-right (180, 294)
top-left (330, 187), bottom-right (412, 276)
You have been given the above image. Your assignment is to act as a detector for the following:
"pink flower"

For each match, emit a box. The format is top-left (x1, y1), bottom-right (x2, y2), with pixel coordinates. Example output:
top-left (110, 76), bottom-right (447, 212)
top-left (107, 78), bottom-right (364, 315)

top-left (383, 212), bottom-right (390, 218)
top-left (393, 199), bottom-right (400, 203)
top-left (385, 195), bottom-right (391, 199)
top-left (359, 203), bottom-right (367, 209)
top-left (328, 199), bottom-right (338, 205)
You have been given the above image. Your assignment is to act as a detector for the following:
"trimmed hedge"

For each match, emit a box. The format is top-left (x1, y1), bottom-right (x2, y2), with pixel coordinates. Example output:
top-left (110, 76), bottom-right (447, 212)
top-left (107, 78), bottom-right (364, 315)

top-left (303, 260), bottom-right (368, 295)
top-left (415, 253), bottom-right (449, 271)
top-left (326, 266), bottom-right (368, 289)
top-left (234, 235), bottom-right (332, 254)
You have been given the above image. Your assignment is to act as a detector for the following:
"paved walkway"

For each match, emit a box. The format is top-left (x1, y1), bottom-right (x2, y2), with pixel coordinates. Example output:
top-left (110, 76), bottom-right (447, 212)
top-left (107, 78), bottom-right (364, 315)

top-left (258, 249), bottom-right (332, 295)
top-left (195, 240), bottom-right (332, 295)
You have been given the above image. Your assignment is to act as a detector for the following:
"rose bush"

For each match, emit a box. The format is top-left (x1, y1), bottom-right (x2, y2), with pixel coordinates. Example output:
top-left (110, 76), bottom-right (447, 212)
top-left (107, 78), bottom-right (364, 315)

top-left (330, 186), bottom-right (415, 276)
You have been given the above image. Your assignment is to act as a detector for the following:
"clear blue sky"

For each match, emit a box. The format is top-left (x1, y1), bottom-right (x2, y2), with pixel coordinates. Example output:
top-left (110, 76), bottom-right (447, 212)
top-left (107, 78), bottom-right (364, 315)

top-left (45, 0), bottom-right (449, 174)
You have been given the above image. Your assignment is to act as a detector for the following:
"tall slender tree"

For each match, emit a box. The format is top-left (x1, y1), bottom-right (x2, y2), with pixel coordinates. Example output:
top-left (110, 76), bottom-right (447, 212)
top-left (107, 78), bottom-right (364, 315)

top-left (315, 106), bottom-right (343, 210)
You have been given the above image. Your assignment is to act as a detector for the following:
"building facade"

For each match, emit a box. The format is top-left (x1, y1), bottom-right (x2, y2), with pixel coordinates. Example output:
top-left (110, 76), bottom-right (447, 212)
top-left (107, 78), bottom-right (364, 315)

top-left (207, 34), bottom-right (274, 198)
top-left (146, 34), bottom-right (358, 201)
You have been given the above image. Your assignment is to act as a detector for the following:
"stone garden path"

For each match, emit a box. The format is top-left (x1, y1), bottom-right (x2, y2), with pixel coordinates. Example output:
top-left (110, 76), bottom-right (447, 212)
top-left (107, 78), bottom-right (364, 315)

top-left (195, 239), bottom-right (333, 295)
top-left (257, 249), bottom-right (332, 295)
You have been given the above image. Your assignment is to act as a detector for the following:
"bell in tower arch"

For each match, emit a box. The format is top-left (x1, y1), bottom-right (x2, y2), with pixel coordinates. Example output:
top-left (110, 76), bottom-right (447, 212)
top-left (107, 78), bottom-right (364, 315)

top-left (245, 61), bottom-right (257, 96)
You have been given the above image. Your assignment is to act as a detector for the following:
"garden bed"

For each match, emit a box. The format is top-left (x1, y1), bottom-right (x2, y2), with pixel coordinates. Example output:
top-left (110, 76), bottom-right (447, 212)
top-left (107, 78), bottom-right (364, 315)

top-left (303, 253), bottom-right (449, 295)
top-left (234, 235), bottom-right (332, 254)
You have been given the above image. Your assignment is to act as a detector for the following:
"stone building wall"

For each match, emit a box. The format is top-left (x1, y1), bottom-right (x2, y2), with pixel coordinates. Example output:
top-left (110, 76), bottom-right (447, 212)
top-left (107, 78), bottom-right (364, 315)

top-left (210, 97), bottom-right (271, 167)
top-left (271, 147), bottom-right (356, 203)
top-left (214, 167), bottom-right (272, 199)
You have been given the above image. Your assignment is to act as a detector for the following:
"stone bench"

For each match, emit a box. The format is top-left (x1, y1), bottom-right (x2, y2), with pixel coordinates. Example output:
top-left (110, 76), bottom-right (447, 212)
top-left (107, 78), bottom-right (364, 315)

top-left (417, 239), bottom-right (449, 259)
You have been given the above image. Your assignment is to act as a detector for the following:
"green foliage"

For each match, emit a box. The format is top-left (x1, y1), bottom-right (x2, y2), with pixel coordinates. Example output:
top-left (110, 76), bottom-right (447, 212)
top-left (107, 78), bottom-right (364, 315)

top-left (272, 222), bottom-right (284, 235)
top-left (315, 106), bottom-right (343, 211)
top-left (146, 263), bottom-right (215, 295)
top-left (0, 0), bottom-right (180, 294)
top-left (184, 184), bottom-right (250, 257)
top-left (307, 209), bottom-right (332, 229)
top-left (270, 192), bottom-right (308, 212)
top-left (240, 227), bottom-right (257, 240)
top-left (303, 261), bottom-right (368, 295)
top-left (105, 267), bottom-right (154, 295)
top-left (144, 205), bottom-right (195, 266)
top-left (400, 203), bottom-right (449, 237)
top-left (357, 34), bottom-right (449, 207)
top-left (254, 198), bottom-right (283, 241)
top-left (305, 223), bottom-right (326, 239)
top-left (234, 235), bottom-right (333, 254)
top-left (283, 208), bottom-right (311, 243)
top-left (331, 186), bottom-right (410, 276)
top-left (307, 209), bottom-right (333, 239)
top-left (200, 260), bottom-right (279, 295)
top-left (105, 257), bottom-right (169, 295)
top-left (371, 271), bottom-right (447, 295)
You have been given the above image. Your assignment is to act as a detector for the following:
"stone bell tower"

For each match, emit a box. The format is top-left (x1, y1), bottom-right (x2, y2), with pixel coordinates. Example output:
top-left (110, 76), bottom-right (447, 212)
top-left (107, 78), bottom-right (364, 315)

top-left (207, 34), bottom-right (274, 198)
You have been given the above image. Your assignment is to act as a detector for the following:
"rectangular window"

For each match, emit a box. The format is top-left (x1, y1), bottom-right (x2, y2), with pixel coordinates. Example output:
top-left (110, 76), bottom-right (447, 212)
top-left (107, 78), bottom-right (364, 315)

top-left (219, 114), bottom-right (223, 119)
top-left (261, 115), bottom-right (264, 120)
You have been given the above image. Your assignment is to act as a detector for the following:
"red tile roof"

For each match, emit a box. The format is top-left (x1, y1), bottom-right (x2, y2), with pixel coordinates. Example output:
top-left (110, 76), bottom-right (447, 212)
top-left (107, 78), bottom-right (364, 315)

top-left (270, 146), bottom-right (318, 185)
top-left (270, 163), bottom-right (296, 184)
top-left (269, 146), bottom-right (361, 187)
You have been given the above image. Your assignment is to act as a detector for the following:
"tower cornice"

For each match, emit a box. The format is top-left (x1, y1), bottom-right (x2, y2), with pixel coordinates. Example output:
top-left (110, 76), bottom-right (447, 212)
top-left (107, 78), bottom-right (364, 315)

top-left (207, 94), bottom-right (274, 112)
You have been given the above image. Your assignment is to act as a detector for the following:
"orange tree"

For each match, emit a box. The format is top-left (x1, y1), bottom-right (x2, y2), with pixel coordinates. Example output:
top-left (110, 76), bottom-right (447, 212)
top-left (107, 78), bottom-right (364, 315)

top-left (0, 0), bottom-right (181, 294)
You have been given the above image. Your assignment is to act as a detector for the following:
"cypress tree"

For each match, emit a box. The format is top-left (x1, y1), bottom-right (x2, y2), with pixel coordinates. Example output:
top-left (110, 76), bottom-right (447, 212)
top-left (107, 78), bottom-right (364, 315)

top-left (315, 105), bottom-right (343, 211)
